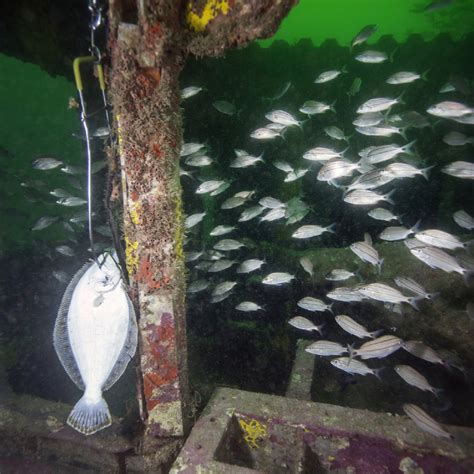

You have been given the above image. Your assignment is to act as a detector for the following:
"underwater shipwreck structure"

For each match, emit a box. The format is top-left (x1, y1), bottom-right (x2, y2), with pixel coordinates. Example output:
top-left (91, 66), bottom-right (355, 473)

top-left (1, 0), bottom-right (474, 473)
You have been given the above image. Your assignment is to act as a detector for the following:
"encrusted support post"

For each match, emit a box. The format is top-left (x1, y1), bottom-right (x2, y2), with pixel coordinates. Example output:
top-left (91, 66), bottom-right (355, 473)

top-left (107, 0), bottom-right (298, 466)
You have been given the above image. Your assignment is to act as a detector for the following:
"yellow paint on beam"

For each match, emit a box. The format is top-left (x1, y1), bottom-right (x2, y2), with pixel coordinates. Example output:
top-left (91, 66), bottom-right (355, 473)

top-left (125, 236), bottom-right (139, 275)
top-left (186, 0), bottom-right (229, 32)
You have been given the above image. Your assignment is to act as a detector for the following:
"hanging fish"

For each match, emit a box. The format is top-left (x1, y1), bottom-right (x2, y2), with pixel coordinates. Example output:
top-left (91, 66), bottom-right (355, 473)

top-left (53, 252), bottom-right (137, 435)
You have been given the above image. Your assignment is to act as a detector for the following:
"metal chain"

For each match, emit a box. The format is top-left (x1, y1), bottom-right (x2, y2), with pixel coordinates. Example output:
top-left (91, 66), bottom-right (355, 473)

top-left (88, 0), bottom-right (103, 61)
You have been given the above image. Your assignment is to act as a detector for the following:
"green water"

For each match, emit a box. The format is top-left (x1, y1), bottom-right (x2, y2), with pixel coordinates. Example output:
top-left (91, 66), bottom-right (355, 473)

top-left (260, 0), bottom-right (474, 47)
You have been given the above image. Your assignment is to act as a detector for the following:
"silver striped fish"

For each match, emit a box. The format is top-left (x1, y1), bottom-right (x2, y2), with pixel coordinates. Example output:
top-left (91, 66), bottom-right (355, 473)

top-left (357, 283), bottom-right (422, 309)
top-left (394, 276), bottom-right (438, 300)
top-left (297, 297), bottom-right (333, 313)
top-left (402, 340), bottom-right (445, 366)
top-left (335, 315), bottom-right (383, 339)
top-left (288, 316), bottom-right (324, 335)
top-left (415, 229), bottom-right (469, 250)
top-left (350, 233), bottom-right (383, 273)
top-left (395, 365), bottom-right (441, 396)
top-left (331, 357), bottom-right (382, 379)
top-left (351, 335), bottom-right (403, 359)
top-left (403, 404), bottom-right (454, 440)
top-left (305, 340), bottom-right (348, 356)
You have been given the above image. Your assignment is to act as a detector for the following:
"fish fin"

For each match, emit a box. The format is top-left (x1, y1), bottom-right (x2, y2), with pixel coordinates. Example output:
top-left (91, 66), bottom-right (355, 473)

top-left (53, 261), bottom-right (94, 390)
top-left (327, 303), bottom-right (334, 315)
top-left (102, 296), bottom-right (138, 391)
top-left (427, 291), bottom-right (440, 301)
top-left (397, 90), bottom-right (406, 105)
top-left (421, 165), bottom-right (435, 181)
top-left (408, 296), bottom-right (424, 311)
top-left (364, 232), bottom-right (373, 245)
top-left (315, 323), bottom-right (325, 337)
top-left (370, 329), bottom-right (384, 339)
top-left (384, 189), bottom-right (396, 205)
top-left (463, 269), bottom-right (474, 286)
top-left (67, 394), bottom-right (111, 435)
top-left (373, 368), bottom-right (384, 381)
top-left (327, 223), bottom-right (337, 234)
top-left (421, 69), bottom-right (430, 81)
top-left (389, 47), bottom-right (399, 63)
top-left (377, 258), bottom-right (384, 275)
top-left (399, 127), bottom-right (408, 141)
top-left (330, 99), bottom-right (337, 113)
top-left (410, 219), bottom-right (422, 234)
top-left (432, 387), bottom-right (444, 399)
top-left (347, 343), bottom-right (355, 361)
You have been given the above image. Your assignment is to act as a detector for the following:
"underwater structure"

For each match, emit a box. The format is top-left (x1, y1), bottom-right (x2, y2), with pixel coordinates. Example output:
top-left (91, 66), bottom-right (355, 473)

top-left (1, 0), bottom-right (474, 472)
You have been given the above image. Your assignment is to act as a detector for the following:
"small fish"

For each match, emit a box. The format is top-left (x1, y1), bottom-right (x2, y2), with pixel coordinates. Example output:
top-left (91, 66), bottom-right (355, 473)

top-left (212, 281), bottom-right (237, 297)
top-left (357, 283), bottom-right (421, 309)
top-left (250, 128), bottom-right (281, 140)
top-left (347, 170), bottom-right (395, 192)
top-left (180, 142), bottom-right (206, 157)
top-left (327, 287), bottom-right (366, 302)
top-left (303, 146), bottom-right (346, 162)
top-left (273, 160), bottom-right (294, 173)
top-left (363, 141), bottom-right (416, 165)
top-left (324, 126), bottom-right (350, 142)
top-left (265, 81), bottom-right (292, 101)
top-left (259, 196), bottom-right (285, 209)
top-left (318, 159), bottom-right (361, 182)
top-left (314, 68), bottom-right (346, 84)
top-left (326, 269), bottom-right (356, 281)
top-left (210, 225), bottom-right (236, 236)
top-left (212, 100), bottom-right (236, 115)
top-left (353, 112), bottom-right (384, 127)
top-left (208, 259), bottom-right (235, 273)
top-left (335, 315), bottom-right (382, 339)
top-left (238, 206), bottom-right (265, 222)
top-left (187, 279), bottom-right (209, 293)
top-left (60, 165), bottom-right (84, 175)
top-left (262, 272), bottom-right (295, 285)
top-left (379, 221), bottom-right (420, 241)
top-left (347, 77), bottom-right (362, 97)
top-left (356, 125), bottom-right (405, 138)
top-left (389, 111), bottom-right (430, 128)
top-left (265, 110), bottom-right (302, 128)
top-left (357, 95), bottom-right (404, 114)
top-left (402, 404), bottom-right (453, 440)
top-left (427, 101), bottom-right (472, 118)
top-left (230, 154), bottom-right (264, 168)
top-left (410, 246), bottom-right (470, 278)
top-left (52, 270), bottom-right (69, 284)
top-left (306, 340), bottom-right (348, 356)
top-left (402, 340), bottom-right (445, 365)
top-left (443, 131), bottom-right (474, 146)
top-left (235, 301), bottom-right (263, 312)
top-left (213, 239), bottom-right (245, 251)
top-left (331, 357), bottom-right (382, 379)
top-left (186, 154), bottom-right (213, 167)
top-left (415, 229), bottom-right (468, 250)
top-left (260, 208), bottom-right (286, 222)
top-left (221, 196), bottom-right (247, 210)
top-left (383, 162), bottom-right (433, 180)
top-left (32, 215), bottom-right (59, 231)
top-left (395, 365), bottom-right (441, 396)
top-left (185, 251), bottom-right (203, 263)
top-left (91, 160), bottom-right (107, 174)
top-left (288, 316), bottom-right (324, 334)
top-left (185, 212), bottom-right (206, 229)
top-left (56, 197), bottom-right (87, 207)
top-left (386, 71), bottom-right (427, 84)
top-left (368, 207), bottom-right (400, 222)
top-left (453, 210), bottom-right (474, 230)
top-left (344, 189), bottom-right (395, 206)
top-left (196, 180), bottom-right (227, 194)
top-left (394, 276), bottom-right (437, 300)
top-left (442, 161), bottom-right (474, 180)
top-left (351, 24), bottom-right (378, 49)
top-left (297, 297), bottom-right (333, 313)
top-left (234, 190), bottom-right (255, 199)
top-left (299, 100), bottom-right (335, 116)
top-left (91, 127), bottom-right (109, 138)
top-left (292, 224), bottom-right (335, 239)
top-left (265, 122), bottom-right (288, 132)
top-left (55, 245), bottom-right (75, 257)
top-left (180, 86), bottom-right (203, 99)
top-left (350, 234), bottom-right (383, 273)
top-left (284, 168), bottom-right (308, 182)
top-left (49, 188), bottom-right (72, 198)
top-left (236, 259), bottom-right (265, 274)
top-left (32, 157), bottom-right (63, 170)
top-left (355, 50), bottom-right (388, 64)
top-left (453, 113), bottom-right (474, 125)
top-left (351, 335), bottom-right (403, 359)
top-left (211, 290), bottom-right (233, 303)
top-left (194, 261), bottom-right (212, 271)
top-left (299, 257), bottom-right (314, 277)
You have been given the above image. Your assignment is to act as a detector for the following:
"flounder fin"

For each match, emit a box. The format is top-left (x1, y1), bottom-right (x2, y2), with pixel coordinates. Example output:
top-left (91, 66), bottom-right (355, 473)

top-left (53, 261), bottom-right (94, 390)
top-left (102, 296), bottom-right (138, 391)
top-left (67, 395), bottom-right (111, 435)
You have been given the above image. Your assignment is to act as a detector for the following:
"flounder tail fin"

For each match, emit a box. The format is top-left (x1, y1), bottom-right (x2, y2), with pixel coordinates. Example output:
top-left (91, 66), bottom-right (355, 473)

top-left (67, 395), bottom-right (111, 436)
